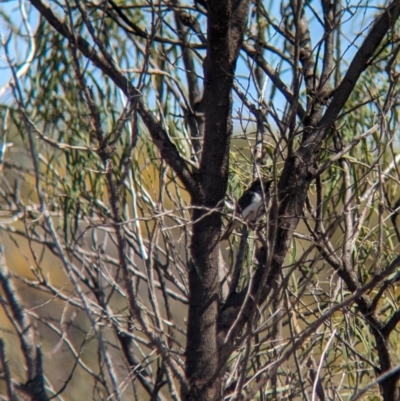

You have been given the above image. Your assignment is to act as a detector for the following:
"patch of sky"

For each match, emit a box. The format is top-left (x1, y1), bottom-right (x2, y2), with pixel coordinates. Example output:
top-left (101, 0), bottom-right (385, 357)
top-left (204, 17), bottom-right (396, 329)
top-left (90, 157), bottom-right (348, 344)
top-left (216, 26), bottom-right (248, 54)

top-left (0, 0), bottom-right (391, 133)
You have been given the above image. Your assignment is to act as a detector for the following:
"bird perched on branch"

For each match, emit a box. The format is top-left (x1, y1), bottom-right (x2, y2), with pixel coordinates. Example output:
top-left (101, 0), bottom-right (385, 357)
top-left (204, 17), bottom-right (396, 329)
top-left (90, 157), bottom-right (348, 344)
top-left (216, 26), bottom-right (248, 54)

top-left (220, 178), bottom-right (272, 241)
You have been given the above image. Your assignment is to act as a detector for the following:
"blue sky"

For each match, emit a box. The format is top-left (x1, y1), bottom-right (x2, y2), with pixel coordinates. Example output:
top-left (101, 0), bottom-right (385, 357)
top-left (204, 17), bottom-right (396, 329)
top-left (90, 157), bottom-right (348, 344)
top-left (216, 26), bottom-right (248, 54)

top-left (0, 0), bottom-right (387, 121)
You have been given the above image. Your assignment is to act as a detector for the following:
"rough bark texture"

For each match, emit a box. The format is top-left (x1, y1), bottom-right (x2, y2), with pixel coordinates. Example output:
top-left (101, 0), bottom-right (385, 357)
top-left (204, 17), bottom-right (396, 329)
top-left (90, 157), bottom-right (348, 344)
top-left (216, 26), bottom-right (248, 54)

top-left (184, 1), bottom-right (251, 400)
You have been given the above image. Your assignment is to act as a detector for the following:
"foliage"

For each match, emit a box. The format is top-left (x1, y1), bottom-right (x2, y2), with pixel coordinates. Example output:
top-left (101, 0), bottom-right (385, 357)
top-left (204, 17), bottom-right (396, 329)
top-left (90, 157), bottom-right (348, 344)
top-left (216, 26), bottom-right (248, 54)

top-left (1, 1), bottom-right (400, 400)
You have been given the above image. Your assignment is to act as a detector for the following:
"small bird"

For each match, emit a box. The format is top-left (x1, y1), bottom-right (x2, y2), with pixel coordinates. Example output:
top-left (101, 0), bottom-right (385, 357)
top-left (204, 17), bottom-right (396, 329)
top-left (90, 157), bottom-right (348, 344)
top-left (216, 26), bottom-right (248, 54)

top-left (220, 178), bottom-right (272, 241)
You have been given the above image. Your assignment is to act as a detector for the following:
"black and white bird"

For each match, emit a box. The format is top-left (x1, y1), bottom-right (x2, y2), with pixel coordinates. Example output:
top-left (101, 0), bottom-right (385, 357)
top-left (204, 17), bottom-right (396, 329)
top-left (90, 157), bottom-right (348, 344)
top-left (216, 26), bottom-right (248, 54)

top-left (220, 178), bottom-right (272, 241)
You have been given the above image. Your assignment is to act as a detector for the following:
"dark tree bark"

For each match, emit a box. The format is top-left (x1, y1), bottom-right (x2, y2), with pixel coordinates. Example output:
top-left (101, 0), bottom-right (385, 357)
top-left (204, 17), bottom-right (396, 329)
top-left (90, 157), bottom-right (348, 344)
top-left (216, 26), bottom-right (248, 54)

top-left (184, 1), bottom-right (251, 400)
